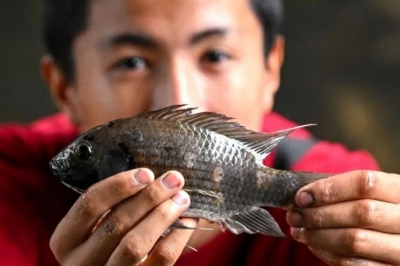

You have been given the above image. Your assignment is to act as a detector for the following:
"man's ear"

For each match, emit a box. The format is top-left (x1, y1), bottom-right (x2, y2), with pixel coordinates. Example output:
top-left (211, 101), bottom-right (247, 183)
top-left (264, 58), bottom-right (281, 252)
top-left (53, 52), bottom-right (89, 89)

top-left (263, 35), bottom-right (285, 107)
top-left (40, 55), bottom-right (80, 125)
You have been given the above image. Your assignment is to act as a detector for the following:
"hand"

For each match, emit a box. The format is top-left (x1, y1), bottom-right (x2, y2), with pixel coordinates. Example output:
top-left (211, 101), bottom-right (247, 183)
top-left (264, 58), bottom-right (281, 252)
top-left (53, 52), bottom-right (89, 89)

top-left (50, 168), bottom-right (197, 266)
top-left (286, 170), bottom-right (400, 266)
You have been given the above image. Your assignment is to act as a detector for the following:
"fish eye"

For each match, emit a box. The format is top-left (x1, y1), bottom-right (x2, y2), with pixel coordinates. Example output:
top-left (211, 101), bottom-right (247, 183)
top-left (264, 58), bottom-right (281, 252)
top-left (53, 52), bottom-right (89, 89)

top-left (75, 142), bottom-right (93, 161)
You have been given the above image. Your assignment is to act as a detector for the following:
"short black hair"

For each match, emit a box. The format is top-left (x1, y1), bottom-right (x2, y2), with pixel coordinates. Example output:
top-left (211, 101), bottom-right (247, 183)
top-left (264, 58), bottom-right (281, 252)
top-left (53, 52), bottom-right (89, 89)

top-left (43, 0), bottom-right (284, 81)
top-left (251, 0), bottom-right (284, 57)
top-left (43, 0), bottom-right (89, 81)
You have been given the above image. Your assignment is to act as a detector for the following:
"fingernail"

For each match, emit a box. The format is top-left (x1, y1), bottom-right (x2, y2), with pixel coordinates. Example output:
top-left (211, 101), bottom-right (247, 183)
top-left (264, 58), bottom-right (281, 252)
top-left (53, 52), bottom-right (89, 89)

top-left (172, 190), bottom-right (188, 205)
top-left (286, 211), bottom-right (303, 227)
top-left (133, 169), bottom-right (152, 185)
top-left (297, 191), bottom-right (314, 207)
top-left (162, 172), bottom-right (181, 189)
top-left (290, 227), bottom-right (305, 240)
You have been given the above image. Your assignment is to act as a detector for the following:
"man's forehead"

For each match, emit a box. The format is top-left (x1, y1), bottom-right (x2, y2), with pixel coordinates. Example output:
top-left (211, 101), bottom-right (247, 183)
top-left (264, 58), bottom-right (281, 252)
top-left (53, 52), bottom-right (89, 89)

top-left (86, 0), bottom-right (256, 42)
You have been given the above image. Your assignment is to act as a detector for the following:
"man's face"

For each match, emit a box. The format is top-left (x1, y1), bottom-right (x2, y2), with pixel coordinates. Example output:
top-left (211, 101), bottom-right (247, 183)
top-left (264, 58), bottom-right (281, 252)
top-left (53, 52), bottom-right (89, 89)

top-left (45, 0), bottom-right (283, 133)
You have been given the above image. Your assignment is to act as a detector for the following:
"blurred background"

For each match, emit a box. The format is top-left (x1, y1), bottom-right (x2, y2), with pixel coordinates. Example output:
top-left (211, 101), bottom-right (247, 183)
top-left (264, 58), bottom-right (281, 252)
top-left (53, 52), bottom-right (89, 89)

top-left (0, 0), bottom-right (399, 172)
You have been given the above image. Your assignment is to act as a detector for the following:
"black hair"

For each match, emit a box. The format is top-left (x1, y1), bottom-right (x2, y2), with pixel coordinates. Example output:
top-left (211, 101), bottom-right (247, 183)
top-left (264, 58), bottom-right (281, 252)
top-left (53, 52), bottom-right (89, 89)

top-left (43, 0), bottom-right (284, 81)
top-left (43, 0), bottom-right (89, 80)
top-left (251, 0), bottom-right (284, 56)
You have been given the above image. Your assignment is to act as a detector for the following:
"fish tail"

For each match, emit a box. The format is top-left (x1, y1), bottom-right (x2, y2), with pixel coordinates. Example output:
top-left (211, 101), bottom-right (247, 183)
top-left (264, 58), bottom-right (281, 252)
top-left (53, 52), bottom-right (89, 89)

top-left (220, 168), bottom-right (331, 238)
top-left (256, 166), bottom-right (331, 208)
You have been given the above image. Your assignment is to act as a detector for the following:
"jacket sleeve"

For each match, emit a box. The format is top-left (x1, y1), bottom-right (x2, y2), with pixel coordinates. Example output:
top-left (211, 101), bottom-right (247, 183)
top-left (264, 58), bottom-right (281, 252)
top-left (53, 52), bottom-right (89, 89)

top-left (292, 140), bottom-right (380, 173)
top-left (0, 120), bottom-right (77, 266)
top-left (0, 126), bottom-right (56, 266)
top-left (0, 165), bottom-right (59, 266)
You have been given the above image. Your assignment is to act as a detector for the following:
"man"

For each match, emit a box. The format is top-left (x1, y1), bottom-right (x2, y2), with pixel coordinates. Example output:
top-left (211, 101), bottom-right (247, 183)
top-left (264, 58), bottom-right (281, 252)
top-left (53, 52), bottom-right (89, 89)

top-left (0, 0), bottom-right (399, 265)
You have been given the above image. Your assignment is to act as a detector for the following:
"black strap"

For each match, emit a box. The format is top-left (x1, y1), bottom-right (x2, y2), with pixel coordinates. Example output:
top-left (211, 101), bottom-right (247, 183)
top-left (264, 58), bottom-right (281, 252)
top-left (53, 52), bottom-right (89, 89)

top-left (274, 137), bottom-right (318, 170)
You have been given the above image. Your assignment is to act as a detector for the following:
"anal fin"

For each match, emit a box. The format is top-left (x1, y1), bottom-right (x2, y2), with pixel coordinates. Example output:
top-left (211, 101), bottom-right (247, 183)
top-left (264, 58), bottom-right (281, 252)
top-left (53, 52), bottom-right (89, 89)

top-left (219, 207), bottom-right (286, 238)
top-left (161, 219), bottom-right (213, 253)
top-left (161, 227), bottom-right (198, 252)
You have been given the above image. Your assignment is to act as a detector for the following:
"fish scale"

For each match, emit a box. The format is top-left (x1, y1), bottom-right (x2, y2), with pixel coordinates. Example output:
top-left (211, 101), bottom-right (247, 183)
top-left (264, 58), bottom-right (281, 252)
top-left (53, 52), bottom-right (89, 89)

top-left (138, 120), bottom-right (239, 215)
top-left (49, 105), bottom-right (331, 238)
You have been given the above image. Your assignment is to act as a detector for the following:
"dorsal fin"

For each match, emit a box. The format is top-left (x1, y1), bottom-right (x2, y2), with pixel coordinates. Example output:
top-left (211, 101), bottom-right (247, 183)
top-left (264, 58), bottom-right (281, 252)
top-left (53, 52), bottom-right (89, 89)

top-left (137, 105), bottom-right (315, 159)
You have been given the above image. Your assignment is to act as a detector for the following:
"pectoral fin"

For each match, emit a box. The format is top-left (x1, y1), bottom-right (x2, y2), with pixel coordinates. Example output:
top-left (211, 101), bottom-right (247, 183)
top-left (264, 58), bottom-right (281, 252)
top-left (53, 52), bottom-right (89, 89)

top-left (170, 219), bottom-right (214, 231)
top-left (185, 188), bottom-right (224, 204)
top-left (219, 207), bottom-right (286, 238)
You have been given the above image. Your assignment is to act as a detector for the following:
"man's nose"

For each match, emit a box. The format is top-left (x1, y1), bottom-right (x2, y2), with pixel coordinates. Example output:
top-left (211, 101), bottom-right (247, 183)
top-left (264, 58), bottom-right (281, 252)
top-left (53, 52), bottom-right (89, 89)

top-left (151, 58), bottom-right (202, 109)
top-left (170, 60), bottom-right (191, 105)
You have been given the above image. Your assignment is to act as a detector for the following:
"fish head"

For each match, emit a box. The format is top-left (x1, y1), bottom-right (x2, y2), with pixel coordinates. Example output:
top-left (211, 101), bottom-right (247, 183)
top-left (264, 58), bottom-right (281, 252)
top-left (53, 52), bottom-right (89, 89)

top-left (49, 124), bottom-right (111, 193)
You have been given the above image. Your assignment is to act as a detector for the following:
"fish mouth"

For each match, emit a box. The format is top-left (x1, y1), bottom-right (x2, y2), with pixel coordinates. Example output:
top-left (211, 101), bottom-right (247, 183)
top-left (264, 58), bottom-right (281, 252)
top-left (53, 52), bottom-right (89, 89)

top-left (50, 148), bottom-right (73, 173)
top-left (49, 156), bottom-right (73, 177)
top-left (61, 181), bottom-right (85, 194)
top-left (49, 160), bottom-right (61, 174)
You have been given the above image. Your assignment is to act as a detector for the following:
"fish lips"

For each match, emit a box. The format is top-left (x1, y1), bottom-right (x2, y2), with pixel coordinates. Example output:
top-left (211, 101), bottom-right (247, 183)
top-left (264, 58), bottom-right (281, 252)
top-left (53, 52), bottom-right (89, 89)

top-left (49, 156), bottom-right (74, 180)
top-left (49, 156), bottom-right (99, 193)
top-left (49, 158), bottom-right (85, 193)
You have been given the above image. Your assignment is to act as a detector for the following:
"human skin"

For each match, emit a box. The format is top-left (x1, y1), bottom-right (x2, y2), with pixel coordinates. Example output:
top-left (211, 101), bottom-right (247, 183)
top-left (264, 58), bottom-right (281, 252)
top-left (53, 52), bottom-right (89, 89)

top-left (287, 171), bottom-right (400, 265)
top-left (41, 0), bottom-right (400, 265)
top-left (42, 0), bottom-right (282, 264)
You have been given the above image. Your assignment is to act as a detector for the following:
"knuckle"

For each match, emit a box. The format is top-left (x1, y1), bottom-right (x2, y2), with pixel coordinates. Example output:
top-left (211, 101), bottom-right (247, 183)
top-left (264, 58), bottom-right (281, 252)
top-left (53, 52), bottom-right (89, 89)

top-left (49, 237), bottom-right (74, 266)
top-left (49, 235), bottom-right (61, 259)
top-left (142, 185), bottom-right (162, 206)
top-left (319, 181), bottom-right (337, 204)
top-left (357, 170), bottom-right (377, 197)
top-left (120, 238), bottom-right (147, 262)
top-left (49, 235), bottom-right (57, 252)
top-left (344, 229), bottom-right (367, 254)
top-left (356, 200), bottom-right (377, 227)
top-left (151, 244), bottom-right (177, 265)
top-left (154, 207), bottom-right (171, 222)
top-left (314, 208), bottom-right (326, 227)
top-left (103, 215), bottom-right (126, 236)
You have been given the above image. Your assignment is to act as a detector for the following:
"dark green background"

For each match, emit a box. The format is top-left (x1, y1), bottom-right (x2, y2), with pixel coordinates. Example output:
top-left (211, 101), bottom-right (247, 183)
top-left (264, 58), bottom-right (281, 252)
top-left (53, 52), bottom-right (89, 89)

top-left (0, 1), bottom-right (399, 172)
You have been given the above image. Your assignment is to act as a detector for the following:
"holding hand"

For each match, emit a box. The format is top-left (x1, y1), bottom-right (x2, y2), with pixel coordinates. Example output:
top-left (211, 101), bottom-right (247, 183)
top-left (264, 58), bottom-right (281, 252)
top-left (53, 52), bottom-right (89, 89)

top-left (287, 170), bottom-right (400, 265)
top-left (50, 169), bottom-right (197, 266)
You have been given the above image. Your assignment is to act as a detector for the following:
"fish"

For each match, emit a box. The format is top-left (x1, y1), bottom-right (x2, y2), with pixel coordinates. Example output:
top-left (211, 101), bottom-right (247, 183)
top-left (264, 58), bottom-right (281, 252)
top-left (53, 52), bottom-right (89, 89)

top-left (49, 105), bottom-right (330, 238)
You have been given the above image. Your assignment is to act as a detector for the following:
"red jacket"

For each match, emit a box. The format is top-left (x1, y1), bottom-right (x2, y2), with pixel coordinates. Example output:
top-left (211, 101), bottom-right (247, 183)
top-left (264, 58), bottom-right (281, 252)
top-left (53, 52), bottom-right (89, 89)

top-left (0, 112), bottom-right (379, 266)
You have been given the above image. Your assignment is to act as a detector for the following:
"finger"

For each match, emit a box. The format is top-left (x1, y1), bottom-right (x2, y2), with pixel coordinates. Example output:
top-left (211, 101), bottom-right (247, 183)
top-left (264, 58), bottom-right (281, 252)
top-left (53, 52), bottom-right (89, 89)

top-left (291, 228), bottom-right (400, 265)
top-left (75, 171), bottom-right (185, 265)
top-left (143, 217), bottom-right (198, 266)
top-left (287, 200), bottom-right (400, 234)
top-left (106, 190), bottom-right (191, 266)
top-left (295, 171), bottom-right (400, 207)
top-left (309, 247), bottom-right (391, 266)
top-left (50, 168), bottom-right (154, 259)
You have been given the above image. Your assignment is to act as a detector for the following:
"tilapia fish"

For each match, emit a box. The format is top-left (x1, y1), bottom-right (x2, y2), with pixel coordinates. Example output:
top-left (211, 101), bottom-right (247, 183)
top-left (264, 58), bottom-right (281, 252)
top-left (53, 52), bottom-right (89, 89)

top-left (50, 105), bottom-right (330, 238)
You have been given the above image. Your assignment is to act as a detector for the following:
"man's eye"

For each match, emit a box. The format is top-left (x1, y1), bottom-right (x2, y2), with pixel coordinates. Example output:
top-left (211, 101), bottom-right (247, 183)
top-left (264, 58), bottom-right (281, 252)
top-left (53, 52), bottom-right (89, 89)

top-left (115, 57), bottom-right (147, 70)
top-left (202, 51), bottom-right (231, 63)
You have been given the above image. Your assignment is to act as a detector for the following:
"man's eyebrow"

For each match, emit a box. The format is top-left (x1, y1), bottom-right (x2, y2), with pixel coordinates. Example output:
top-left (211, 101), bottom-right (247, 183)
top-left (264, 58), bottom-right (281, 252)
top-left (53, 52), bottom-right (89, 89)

top-left (189, 28), bottom-right (229, 45)
top-left (107, 33), bottom-right (158, 49)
